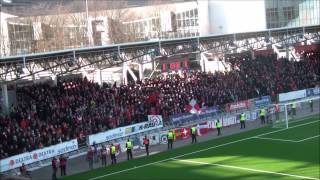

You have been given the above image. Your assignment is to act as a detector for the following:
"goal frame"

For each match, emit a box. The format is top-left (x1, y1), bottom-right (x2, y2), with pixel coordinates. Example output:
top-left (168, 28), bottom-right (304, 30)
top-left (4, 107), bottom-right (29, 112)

top-left (273, 96), bottom-right (320, 129)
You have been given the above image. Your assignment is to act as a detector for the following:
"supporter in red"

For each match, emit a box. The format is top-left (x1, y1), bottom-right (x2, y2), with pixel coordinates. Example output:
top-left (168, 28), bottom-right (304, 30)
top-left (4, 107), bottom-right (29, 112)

top-left (86, 147), bottom-right (94, 170)
top-left (19, 163), bottom-right (31, 178)
top-left (0, 48), bottom-right (318, 159)
top-left (52, 157), bottom-right (58, 180)
top-left (59, 155), bottom-right (67, 176)
top-left (19, 163), bottom-right (27, 175)
top-left (100, 145), bottom-right (108, 167)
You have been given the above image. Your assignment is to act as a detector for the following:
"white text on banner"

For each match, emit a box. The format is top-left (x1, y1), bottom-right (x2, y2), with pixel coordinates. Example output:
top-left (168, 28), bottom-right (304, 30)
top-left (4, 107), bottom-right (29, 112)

top-left (0, 139), bottom-right (78, 172)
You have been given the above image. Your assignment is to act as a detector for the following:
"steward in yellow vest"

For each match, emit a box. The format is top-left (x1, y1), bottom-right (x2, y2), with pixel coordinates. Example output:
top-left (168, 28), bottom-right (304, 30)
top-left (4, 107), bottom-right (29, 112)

top-left (191, 126), bottom-right (197, 144)
top-left (126, 139), bottom-right (133, 160)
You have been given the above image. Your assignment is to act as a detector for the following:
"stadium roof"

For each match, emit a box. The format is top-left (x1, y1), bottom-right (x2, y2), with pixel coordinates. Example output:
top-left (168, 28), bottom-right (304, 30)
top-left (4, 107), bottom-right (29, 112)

top-left (0, 0), bottom-right (194, 17)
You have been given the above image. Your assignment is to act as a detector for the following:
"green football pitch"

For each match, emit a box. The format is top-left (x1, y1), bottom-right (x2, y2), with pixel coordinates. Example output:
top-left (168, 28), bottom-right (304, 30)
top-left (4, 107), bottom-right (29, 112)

top-left (63, 116), bottom-right (320, 180)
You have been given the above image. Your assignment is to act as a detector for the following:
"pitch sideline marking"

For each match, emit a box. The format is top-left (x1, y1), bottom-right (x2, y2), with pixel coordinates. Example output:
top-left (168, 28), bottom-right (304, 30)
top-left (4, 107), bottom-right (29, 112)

top-left (173, 158), bottom-right (320, 180)
top-left (88, 119), bottom-right (320, 180)
top-left (297, 135), bottom-right (320, 142)
top-left (254, 136), bottom-right (298, 142)
top-left (254, 134), bottom-right (320, 143)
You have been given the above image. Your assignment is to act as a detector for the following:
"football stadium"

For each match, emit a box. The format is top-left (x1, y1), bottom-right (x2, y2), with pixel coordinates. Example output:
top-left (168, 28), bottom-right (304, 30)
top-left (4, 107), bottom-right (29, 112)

top-left (0, 0), bottom-right (319, 180)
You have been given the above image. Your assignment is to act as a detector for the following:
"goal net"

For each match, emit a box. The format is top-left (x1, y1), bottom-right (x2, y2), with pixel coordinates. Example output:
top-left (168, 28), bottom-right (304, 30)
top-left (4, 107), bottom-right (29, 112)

top-left (271, 96), bottom-right (320, 129)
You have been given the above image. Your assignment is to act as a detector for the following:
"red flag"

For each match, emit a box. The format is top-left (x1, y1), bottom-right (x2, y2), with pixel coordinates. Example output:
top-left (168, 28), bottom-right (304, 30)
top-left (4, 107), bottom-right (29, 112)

top-left (174, 128), bottom-right (190, 141)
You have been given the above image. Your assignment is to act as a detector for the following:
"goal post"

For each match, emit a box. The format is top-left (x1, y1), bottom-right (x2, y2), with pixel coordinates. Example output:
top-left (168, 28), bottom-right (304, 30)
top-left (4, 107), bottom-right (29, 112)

top-left (270, 96), bottom-right (320, 129)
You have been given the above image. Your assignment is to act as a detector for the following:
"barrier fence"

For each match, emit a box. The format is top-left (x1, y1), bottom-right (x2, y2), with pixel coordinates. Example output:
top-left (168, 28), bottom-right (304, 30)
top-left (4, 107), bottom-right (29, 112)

top-left (1, 87), bottom-right (319, 174)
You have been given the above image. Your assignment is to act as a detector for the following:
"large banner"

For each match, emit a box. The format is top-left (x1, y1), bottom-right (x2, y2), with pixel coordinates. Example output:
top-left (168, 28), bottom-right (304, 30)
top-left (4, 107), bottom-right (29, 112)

top-left (0, 139), bottom-right (78, 172)
top-left (225, 100), bottom-right (251, 112)
top-left (88, 115), bottom-right (163, 145)
top-left (306, 87), bottom-right (320, 97)
top-left (254, 96), bottom-right (271, 108)
top-left (222, 115), bottom-right (237, 126)
top-left (279, 89), bottom-right (306, 102)
top-left (170, 106), bottom-right (219, 125)
top-left (170, 113), bottom-right (195, 124)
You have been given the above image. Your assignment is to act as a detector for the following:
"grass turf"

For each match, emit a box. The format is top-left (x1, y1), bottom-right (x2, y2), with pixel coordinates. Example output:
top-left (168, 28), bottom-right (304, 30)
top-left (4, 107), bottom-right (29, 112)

top-left (63, 116), bottom-right (320, 180)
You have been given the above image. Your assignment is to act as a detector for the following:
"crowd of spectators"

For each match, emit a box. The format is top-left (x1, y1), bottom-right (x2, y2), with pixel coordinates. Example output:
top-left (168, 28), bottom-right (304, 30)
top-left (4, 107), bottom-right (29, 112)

top-left (0, 47), bottom-right (319, 159)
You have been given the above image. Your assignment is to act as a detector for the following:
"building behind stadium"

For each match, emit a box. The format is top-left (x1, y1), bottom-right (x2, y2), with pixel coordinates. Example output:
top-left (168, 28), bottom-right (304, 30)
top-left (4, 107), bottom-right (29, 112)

top-left (0, 0), bottom-right (319, 57)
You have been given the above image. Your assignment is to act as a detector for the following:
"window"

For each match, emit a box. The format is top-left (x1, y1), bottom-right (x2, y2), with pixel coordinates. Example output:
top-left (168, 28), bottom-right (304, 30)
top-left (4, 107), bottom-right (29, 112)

top-left (266, 8), bottom-right (279, 28)
top-left (191, 19), bottom-right (195, 26)
top-left (195, 9), bottom-right (198, 17)
top-left (186, 19), bottom-right (190, 26)
top-left (283, 6), bottom-right (294, 21)
top-left (177, 20), bottom-right (181, 27)
top-left (177, 13), bottom-right (181, 20)
top-left (190, 10), bottom-right (194, 18)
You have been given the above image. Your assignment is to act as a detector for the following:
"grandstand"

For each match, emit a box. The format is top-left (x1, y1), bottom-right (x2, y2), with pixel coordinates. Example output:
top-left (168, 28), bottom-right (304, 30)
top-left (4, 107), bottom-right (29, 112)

top-left (0, 1), bottom-right (319, 180)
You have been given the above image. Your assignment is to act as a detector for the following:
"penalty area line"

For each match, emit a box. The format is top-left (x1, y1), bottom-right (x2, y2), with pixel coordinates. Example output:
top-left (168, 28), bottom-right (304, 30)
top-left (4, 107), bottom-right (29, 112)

top-left (253, 136), bottom-right (298, 143)
top-left (88, 119), bottom-right (320, 180)
top-left (173, 158), bottom-right (320, 180)
top-left (297, 135), bottom-right (320, 142)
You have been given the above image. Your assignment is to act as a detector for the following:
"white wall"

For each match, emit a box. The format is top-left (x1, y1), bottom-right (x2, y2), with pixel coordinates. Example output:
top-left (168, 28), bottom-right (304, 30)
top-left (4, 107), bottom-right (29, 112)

top-left (198, 0), bottom-right (210, 36)
top-left (208, 0), bottom-right (266, 34)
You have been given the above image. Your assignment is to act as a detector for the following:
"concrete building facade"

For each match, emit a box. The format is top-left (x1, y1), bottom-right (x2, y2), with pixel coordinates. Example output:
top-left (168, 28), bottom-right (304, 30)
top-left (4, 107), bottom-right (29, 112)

top-left (0, 0), bottom-right (319, 57)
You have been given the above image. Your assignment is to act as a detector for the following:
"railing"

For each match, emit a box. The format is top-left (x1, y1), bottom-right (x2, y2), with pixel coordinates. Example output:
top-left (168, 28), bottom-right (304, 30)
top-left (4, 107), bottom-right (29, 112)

top-left (2, 87), bottom-right (319, 176)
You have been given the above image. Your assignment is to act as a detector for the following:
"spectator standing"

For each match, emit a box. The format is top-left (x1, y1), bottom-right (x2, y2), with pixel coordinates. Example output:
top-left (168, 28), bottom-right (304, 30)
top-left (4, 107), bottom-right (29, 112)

top-left (86, 147), bottom-right (94, 170)
top-left (100, 145), bottom-right (107, 167)
top-left (19, 163), bottom-right (27, 176)
top-left (59, 155), bottom-right (67, 176)
top-left (52, 157), bottom-right (58, 180)
top-left (93, 142), bottom-right (98, 163)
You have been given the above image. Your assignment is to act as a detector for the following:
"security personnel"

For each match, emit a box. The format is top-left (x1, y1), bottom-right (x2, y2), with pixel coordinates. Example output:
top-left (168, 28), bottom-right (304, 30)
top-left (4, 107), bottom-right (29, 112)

top-left (191, 126), bottom-right (197, 144)
top-left (143, 135), bottom-right (150, 156)
top-left (110, 144), bottom-right (117, 165)
top-left (240, 112), bottom-right (246, 129)
top-left (291, 102), bottom-right (296, 116)
top-left (260, 108), bottom-right (266, 125)
top-left (309, 100), bottom-right (313, 112)
top-left (126, 139), bottom-right (133, 160)
top-left (167, 130), bottom-right (175, 150)
top-left (216, 119), bottom-right (222, 136)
